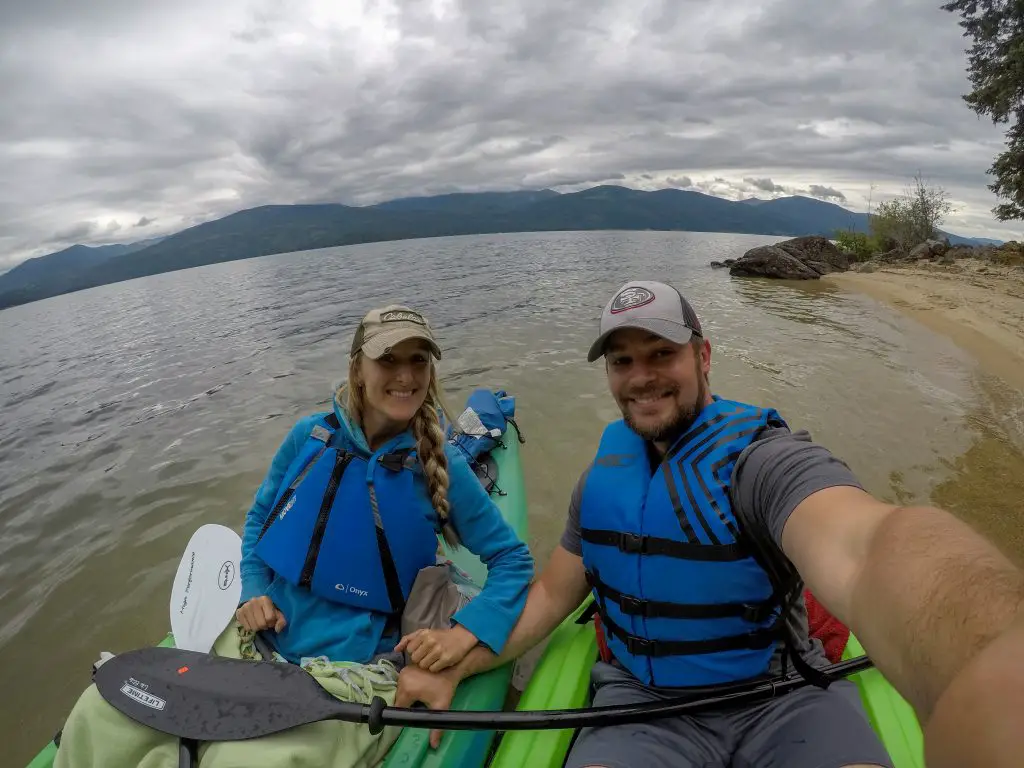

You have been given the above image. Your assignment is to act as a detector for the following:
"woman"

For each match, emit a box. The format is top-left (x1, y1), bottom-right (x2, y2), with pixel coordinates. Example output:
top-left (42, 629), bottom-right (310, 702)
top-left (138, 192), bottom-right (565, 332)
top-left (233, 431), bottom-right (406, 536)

top-left (54, 304), bottom-right (534, 768)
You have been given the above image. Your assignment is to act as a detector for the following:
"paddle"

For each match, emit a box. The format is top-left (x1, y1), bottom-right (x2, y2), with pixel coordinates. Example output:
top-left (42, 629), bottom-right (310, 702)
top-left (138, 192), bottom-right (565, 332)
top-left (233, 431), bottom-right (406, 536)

top-left (94, 645), bottom-right (874, 740)
top-left (166, 524), bottom-right (243, 768)
top-left (168, 524), bottom-right (243, 653)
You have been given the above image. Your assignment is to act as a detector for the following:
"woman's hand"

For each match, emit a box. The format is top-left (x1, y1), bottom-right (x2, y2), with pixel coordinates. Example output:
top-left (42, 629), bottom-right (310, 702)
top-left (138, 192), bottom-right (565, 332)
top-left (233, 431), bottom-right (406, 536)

top-left (396, 625), bottom-right (479, 672)
top-left (395, 665), bottom-right (461, 749)
top-left (235, 596), bottom-right (287, 633)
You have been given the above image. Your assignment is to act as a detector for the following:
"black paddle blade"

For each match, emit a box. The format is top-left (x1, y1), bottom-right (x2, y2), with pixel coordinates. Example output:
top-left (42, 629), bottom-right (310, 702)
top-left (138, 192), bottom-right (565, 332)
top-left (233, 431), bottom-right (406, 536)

top-left (93, 647), bottom-right (355, 741)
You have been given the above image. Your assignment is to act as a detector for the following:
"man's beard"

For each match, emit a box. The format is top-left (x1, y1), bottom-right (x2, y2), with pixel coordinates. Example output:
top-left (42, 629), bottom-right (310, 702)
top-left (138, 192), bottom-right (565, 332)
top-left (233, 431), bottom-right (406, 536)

top-left (623, 371), bottom-right (708, 444)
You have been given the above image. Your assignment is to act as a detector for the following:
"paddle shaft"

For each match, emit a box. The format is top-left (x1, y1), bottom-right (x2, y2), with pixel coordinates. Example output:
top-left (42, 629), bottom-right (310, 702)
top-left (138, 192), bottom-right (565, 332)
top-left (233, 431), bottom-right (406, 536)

top-left (357, 655), bottom-right (874, 734)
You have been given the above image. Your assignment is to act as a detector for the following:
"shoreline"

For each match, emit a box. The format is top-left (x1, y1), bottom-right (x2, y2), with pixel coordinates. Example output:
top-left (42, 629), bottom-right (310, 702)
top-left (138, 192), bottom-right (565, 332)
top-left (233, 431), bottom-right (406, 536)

top-left (824, 260), bottom-right (1024, 393)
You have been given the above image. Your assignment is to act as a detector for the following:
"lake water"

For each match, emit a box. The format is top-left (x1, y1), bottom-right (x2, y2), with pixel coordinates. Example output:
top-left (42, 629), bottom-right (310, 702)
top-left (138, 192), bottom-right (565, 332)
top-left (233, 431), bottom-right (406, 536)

top-left (2, 230), bottom-right (1022, 765)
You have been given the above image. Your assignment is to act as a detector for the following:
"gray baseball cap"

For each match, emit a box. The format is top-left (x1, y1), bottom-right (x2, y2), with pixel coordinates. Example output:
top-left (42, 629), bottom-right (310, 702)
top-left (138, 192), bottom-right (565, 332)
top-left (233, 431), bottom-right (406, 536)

top-left (587, 281), bottom-right (703, 362)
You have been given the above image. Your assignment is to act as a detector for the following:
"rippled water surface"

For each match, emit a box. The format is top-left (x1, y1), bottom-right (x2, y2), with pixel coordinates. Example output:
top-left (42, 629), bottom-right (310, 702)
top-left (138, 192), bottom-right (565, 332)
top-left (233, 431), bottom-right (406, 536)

top-left (2, 230), bottom-right (1022, 765)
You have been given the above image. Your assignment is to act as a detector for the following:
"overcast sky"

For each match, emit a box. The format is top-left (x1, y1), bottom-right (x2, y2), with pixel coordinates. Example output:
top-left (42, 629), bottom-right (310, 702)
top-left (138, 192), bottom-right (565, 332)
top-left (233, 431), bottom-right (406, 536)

top-left (1, 0), bottom-right (1019, 268)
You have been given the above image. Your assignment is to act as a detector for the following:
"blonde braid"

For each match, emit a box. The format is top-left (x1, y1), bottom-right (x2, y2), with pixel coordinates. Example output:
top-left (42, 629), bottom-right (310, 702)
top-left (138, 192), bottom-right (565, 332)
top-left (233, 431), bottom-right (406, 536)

top-left (413, 376), bottom-right (461, 549)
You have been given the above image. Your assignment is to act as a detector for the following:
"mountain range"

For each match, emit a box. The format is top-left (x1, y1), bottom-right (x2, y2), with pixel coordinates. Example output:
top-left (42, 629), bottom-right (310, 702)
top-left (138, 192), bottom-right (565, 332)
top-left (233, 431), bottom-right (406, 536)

top-left (0, 186), bottom-right (1001, 311)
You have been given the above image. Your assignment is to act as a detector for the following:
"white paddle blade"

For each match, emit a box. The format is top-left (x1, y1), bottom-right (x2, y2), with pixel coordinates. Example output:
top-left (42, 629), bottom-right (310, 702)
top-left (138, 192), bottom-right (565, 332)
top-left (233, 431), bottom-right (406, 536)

top-left (170, 524), bottom-right (243, 652)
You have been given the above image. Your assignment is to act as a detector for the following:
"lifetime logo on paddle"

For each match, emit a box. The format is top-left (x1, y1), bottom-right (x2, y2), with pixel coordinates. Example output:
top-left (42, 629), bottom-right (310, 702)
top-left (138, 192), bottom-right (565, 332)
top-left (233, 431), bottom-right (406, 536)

top-left (120, 679), bottom-right (167, 711)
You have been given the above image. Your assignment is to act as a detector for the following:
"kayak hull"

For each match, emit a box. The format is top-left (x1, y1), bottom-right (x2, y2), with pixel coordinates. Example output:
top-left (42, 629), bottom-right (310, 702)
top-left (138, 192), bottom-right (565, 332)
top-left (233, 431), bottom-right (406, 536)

top-left (492, 608), bottom-right (926, 768)
top-left (380, 422), bottom-right (528, 768)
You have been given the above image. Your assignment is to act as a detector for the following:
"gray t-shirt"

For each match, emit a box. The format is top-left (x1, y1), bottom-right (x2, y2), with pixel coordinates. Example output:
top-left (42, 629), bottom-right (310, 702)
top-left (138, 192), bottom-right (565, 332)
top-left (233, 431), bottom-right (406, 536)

top-left (560, 427), bottom-right (864, 675)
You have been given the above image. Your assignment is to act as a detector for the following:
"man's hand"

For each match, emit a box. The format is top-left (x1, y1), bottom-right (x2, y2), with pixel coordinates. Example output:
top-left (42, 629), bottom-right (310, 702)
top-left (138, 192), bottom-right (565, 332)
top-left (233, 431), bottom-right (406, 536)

top-left (396, 625), bottom-right (479, 672)
top-left (395, 665), bottom-right (460, 749)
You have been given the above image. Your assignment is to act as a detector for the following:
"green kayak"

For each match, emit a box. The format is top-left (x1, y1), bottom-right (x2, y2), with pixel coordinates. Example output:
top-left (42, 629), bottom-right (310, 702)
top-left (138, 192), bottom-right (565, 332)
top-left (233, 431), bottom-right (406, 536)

top-left (25, 421), bottom-right (527, 768)
top-left (490, 604), bottom-right (926, 768)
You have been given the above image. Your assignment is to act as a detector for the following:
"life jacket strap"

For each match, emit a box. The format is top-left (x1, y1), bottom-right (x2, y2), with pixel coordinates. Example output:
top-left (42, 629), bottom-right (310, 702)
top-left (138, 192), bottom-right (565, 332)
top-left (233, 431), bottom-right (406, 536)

top-left (585, 570), bottom-right (777, 622)
top-left (580, 527), bottom-right (749, 562)
top-left (256, 416), bottom-right (340, 545)
top-left (598, 607), bottom-right (778, 657)
top-left (730, 514), bottom-right (834, 690)
top-left (369, 483), bottom-right (407, 617)
top-left (298, 451), bottom-right (355, 588)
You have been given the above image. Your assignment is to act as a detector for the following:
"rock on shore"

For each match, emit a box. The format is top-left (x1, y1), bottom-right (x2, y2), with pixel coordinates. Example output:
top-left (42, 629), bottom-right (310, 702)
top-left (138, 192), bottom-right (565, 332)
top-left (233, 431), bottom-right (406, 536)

top-left (726, 236), bottom-right (850, 280)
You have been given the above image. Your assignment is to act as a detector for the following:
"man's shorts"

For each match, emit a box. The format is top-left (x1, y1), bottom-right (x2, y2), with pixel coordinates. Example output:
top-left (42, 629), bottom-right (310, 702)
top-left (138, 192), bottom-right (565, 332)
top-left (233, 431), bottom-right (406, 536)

top-left (564, 661), bottom-right (894, 768)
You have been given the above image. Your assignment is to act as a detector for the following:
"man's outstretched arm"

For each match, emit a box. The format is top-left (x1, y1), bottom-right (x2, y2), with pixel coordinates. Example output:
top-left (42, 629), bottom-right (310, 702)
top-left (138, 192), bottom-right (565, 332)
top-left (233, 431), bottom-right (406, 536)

top-left (450, 543), bottom-right (592, 679)
top-left (782, 485), bottom-right (1024, 760)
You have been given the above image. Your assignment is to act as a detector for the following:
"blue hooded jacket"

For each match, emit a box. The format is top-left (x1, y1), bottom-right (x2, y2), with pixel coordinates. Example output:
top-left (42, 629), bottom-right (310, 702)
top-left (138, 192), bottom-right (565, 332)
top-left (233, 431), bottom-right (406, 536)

top-left (239, 394), bottom-right (534, 665)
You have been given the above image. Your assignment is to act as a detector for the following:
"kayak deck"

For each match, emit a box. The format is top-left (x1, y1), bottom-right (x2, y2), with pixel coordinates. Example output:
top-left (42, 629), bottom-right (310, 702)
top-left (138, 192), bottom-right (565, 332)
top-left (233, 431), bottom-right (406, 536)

top-left (491, 605), bottom-right (926, 768)
top-left (380, 422), bottom-right (528, 768)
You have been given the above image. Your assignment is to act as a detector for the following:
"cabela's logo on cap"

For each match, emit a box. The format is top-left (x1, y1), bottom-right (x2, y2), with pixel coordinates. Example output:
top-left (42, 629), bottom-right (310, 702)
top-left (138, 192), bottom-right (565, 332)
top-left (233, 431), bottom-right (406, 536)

top-left (380, 310), bottom-right (426, 325)
top-left (610, 286), bottom-right (655, 314)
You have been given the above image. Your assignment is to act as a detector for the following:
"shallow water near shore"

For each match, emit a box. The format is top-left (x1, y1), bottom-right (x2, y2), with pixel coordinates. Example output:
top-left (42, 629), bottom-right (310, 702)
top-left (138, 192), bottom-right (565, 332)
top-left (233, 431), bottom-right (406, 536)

top-left (2, 230), bottom-right (1023, 765)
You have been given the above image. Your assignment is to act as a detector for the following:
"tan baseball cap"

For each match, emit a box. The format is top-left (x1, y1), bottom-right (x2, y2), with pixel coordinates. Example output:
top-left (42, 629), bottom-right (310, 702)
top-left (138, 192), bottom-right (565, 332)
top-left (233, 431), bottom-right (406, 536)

top-left (350, 305), bottom-right (442, 360)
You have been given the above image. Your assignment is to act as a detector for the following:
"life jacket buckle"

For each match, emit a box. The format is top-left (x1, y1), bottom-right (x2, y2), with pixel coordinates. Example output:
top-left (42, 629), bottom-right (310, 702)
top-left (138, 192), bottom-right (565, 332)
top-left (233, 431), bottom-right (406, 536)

top-left (618, 595), bottom-right (646, 616)
top-left (619, 532), bottom-right (646, 554)
top-left (626, 635), bottom-right (656, 656)
top-left (378, 453), bottom-right (407, 473)
top-left (742, 603), bottom-right (773, 623)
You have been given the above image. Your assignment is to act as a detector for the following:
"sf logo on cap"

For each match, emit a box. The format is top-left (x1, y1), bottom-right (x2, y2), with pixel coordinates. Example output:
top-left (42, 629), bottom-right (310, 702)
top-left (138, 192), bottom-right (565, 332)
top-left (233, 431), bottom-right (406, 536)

top-left (611, 286), bottom-right (655, 314)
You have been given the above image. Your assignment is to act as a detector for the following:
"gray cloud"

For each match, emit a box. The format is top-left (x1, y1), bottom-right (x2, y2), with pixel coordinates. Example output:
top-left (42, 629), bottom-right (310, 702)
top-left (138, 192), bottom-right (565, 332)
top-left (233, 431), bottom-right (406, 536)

top-left (1, 0), bottom-right (1021, 268)
top-left (666, 176), bottom-right (693, 188)
top-left (808, 185), bottom-right (847, 201)
top-left (745, 178), bottom-right (786, 193)
top-left (50, 222), bottom-right (98, 244)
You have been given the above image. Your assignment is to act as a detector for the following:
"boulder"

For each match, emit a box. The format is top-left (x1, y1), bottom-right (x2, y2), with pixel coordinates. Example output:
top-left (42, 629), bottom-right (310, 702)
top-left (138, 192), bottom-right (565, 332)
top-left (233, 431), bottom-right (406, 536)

top-left (728, 236), bottom-right (850, 280)
top-left (909, 239), bottom-right (948, 260)
top-left (728, 246), bottom-right (821, 280)
top-left (710, 259), bottom-right (737, 269)
top-left (775, 236), bottom-right (850, 271)
top-left (909, 242), bottom-right (932, 260)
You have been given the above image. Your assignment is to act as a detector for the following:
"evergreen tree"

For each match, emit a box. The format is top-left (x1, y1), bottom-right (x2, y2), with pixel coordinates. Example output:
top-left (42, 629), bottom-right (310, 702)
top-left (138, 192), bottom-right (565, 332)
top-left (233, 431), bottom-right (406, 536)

top-left (943, 0), bottom-right (1024, 220)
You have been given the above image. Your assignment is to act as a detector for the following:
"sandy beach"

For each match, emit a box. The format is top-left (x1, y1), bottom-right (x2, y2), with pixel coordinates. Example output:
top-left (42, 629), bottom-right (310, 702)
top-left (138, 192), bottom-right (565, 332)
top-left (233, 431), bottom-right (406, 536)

top-left (825, 260), bottom-right (1024, 392)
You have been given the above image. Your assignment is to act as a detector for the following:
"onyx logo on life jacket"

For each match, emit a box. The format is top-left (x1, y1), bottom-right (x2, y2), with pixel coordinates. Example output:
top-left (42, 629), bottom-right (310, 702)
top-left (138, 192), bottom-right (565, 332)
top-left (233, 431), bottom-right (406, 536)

top-left (335, 583), bottom-right (369, 598)
top-left (610, 286), bottom-right (655, 314)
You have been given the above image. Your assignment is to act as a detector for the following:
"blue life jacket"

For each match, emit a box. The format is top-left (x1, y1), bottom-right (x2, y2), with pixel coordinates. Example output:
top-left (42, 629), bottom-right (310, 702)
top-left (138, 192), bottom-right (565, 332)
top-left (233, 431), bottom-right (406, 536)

top-left (254, 413), bottom-right (439, 616)
top-left (580, 396), bottom-right (791, 688)
top-left (448, 389), bottom-right (524, 495)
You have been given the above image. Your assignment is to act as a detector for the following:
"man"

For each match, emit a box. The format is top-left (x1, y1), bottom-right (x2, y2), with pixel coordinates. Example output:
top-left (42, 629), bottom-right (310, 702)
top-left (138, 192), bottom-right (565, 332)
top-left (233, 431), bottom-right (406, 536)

top-left (397, 280), bottom-right (1024, 767)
